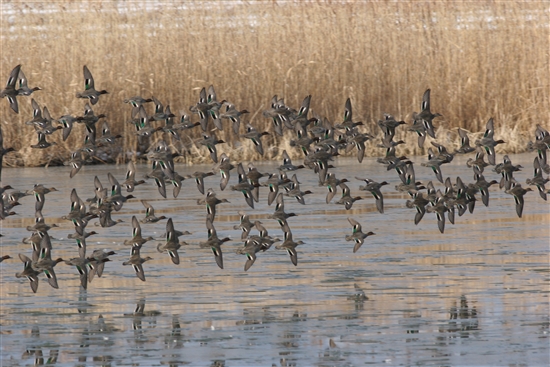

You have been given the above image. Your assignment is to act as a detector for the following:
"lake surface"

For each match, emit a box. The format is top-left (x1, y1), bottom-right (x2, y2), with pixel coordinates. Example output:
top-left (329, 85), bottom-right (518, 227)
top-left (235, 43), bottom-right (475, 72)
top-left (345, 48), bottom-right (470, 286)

top-left (0, 153), bottom-right (548, 366)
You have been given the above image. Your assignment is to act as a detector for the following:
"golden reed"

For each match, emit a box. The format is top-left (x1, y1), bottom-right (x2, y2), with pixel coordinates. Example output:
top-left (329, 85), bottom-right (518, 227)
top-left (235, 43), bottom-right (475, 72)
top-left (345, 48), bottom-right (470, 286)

top-left (0, 0), bottom-right (547, 166)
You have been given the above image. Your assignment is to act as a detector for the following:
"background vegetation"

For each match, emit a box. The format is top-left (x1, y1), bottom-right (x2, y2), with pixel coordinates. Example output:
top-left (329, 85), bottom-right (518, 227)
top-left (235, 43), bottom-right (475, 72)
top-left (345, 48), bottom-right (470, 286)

top-left (1, 0), bottom-right (547, 166)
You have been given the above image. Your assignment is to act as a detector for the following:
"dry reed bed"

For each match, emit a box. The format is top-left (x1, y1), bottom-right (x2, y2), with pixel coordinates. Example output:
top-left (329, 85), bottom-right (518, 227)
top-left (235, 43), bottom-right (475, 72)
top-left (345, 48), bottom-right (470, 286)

top-left (0, 0), bottom-right (547, 166)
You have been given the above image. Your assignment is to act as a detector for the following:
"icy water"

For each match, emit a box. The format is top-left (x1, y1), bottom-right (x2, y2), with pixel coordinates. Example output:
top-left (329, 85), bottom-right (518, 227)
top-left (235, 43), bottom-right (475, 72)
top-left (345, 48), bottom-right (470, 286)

top-left (0, 153), bottom-right (548, 366)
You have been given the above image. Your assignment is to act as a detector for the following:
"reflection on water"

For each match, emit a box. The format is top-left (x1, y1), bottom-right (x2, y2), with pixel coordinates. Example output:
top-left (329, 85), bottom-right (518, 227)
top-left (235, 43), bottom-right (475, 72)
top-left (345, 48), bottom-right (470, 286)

top-left (0, 154), bottom-right (548, 366)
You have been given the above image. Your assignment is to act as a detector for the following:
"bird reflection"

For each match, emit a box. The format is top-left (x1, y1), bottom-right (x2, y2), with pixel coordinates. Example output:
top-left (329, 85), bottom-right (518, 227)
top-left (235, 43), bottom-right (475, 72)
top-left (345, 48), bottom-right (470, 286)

top-left (21, 326), bottom-right (59, 365)
top-left (77, 314), bottom-right (117, 362)
top-left (159, 315), bottom-right (186, 366)
top-left (347, 283), bottom-right (368, 312)
top-left (128, 298), bottom-right (162, 318)
top-left (439, 295), bottom-right (479, 335)
top-left (75, 286), bottom-right (92, 314)
top-left (291, 310), bottom-right (307, 322)
top-left (91, 355), bottom-right (114, 366)
top-left (163, 315), bottom-right (184, 349)
top-left (319, 338), bottom-right (342, 365)
top-left (278, 357), bottom-right (297, 367)
top-left (236, 307), bottom-right (272, 328)
top-left (123, 298), bottom-right (161, 343)
top-left (21, 348), bottom-right (59, 365)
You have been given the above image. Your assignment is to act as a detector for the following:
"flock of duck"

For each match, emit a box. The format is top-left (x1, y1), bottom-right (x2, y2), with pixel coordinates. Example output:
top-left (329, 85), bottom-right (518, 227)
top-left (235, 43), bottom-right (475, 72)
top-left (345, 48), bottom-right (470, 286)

top-left (0, 64), bottom-right (548, 293)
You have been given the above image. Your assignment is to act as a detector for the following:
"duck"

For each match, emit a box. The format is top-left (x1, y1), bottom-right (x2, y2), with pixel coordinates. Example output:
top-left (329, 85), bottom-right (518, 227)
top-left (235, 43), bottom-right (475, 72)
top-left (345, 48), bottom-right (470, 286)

top-left (67, 231), bottom-right (89, 259)
top-left (335, 97), bottom-right (363, 131)
top-left (407, 117), bottom-right (429, 148)
top-left (97, 206), bottom-right (124, 228)
top-left (134, 105), bottom-right (162, 138)
top-left (287, 95), bottom-right (312, 129)
top-left (230, 163), bottom-right (257, 209)
top-left (199, 219), bottom-right (230, 270)
top-left (150, 96), bottom-right (175, 121)
top-left (336, 183), bottom-right (362, 210)
top-left (16, 67), bottom-right (41, 96)
top-left (33, 247), bottom-right (63, 289)
top-left (144, 167), bottom-right (167, 198)
top-left (57, 114), bottom-right (78, 141)
top-left (62, 187), bottom-right (87, 218)
top-left (236, 238), bottom-right (263, 272)
top-left (526, 157), bottom-right (549, 200)
top-left (240, 123), bottom-right (270, 156)
top-left (122, 247), bottom-right (153, 282)
top-left (27, 184), bottom-right (58, 211)
top-left (31, 132), bottom-right (56, 149)
top-left (96, 121), bottom-right (122, 146)
top-left (204, 85), bottom-right (226, 130)
top-left (24, 231), bottom-right (46, 262)
top-left (220, 102), bottom-right (249, 134)
top-left (356, 177), bottom-right (388, 214)
top-left (275, 222), bottom-right (304, 266)
top-left (86, 250), bottom-right (115, 282)
top-left (474, 118), bottom-right (506, 165)
top-left (197, 132), bottom-right (225, 163)
top-left (122, 161), bottom-right (145, 192)
top-left (233, 212), bottom-right (255, 240)
top-left (454, 128), bottom-right (476, 154)
top-left (0, 254), bottom-right (12, 263)
top-left (262, 95), bottom-right (293, 136)
top-left (103, 172), bottom-right (135, 211)
top-left (197, 188), bottom-right (229, 223)
top-left (495, 155), bottom-right (522, 190)
top-left (156, 218), bottom-right (183, 265)
top-left (26, 213), bottom-right (59, 234)
top-left (64, 257), bottom-right (90, 289)
top-left (472, 167), bottom-right (498, 206)
top-left (67, 151), bottom-right (86, 178)
top-left (322, 173), bottom-right (349, 204)
top-left (263, 170), bottom-right (291, 206)
top-left (346, 130), bottom-right (374, 163)
top-left (0, 199), bottom-right (19, 220)
top-left (140, 200), bottom-right (166, 223)
top-left (123, 96), bottom-right (153, 108)
top-left (283, 173), bottom-right (313, 205)
top-left (213, 153), bottom-right (234, 191)
top-left (0, 64), bottom-right (21, 113)
top-left (15, 253), bottom-right (40, 293)
top-left (159, 105), bottom-right (181, 141)
top-left (305, 146), bottom-right (338, 184)
top-left (345, 218), bottom-right (375, 253)
top-left (467, 151), bottom-right (490, 173)
top-left (76, 103), bottom-right (107, 132)
top-left (236, 222), bottom-right (278, 271)
top-left (279, 150), bottom-right (305, 171)
top-left (377, 113), bottom-right (406, 140)
top-left (412, 88), bottom-right (441, 139)
top-left (173, 113), bottom-right (201, 132)
top-left (268, 193), bottom-right (297, 228)
top-left (190, 86), bottom-right (211, 131)
top-left (246, 163), bottom-right (268, 202)
top-left (406, 191), bottom-right (430, 225)
top-left (505, 183), bottom-right (532, 218)
top-left (75, 65), bottom-right (108, 105)
top-left (123, 216), bottom-right (154, 248)
top-left (426, 191), bottom-right (449, 234)
top-left (186, 171), bottom-right (215, 195)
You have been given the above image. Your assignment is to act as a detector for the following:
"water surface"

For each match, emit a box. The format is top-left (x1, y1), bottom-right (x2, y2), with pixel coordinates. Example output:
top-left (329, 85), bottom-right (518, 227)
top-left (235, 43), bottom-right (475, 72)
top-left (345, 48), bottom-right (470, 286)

top-left (0, 153), bottom-right (548, 366)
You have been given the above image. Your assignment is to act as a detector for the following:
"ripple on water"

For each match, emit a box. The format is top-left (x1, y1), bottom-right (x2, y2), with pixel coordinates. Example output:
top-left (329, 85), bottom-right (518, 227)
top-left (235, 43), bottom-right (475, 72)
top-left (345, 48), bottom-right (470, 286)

top-left (0, 154), bottom-right (548, 365)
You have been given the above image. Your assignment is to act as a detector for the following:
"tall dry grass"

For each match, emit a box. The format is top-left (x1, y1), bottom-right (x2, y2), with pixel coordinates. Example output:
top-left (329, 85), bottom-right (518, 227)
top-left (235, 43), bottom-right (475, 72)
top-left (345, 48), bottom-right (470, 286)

top-left (0, 0), bottom-right (547, 166)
